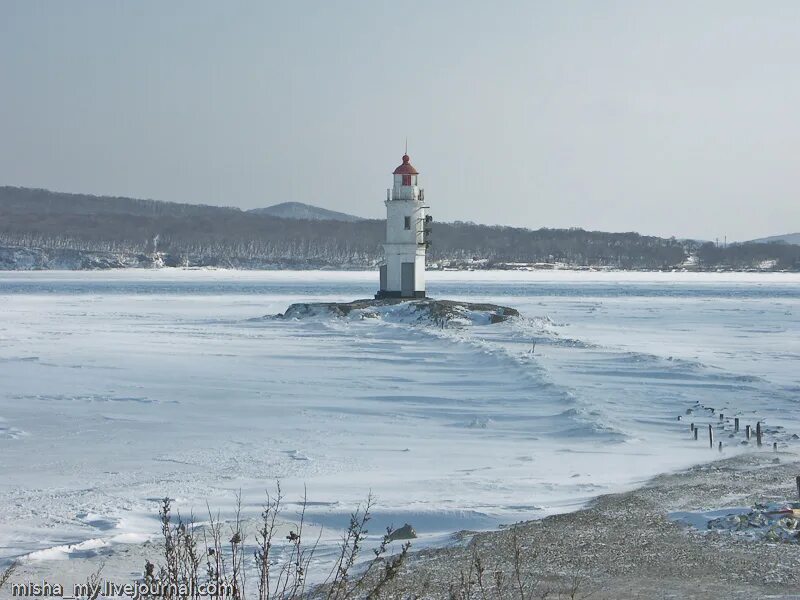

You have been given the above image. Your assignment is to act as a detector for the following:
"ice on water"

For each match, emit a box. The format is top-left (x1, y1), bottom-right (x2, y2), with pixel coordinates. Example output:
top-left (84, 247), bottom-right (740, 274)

top-left (0, 269), bottom-right (798, 568)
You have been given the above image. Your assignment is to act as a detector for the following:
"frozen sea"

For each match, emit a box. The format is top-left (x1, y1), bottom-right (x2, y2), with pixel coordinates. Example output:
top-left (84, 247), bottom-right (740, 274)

top-left (1, 269), bottom-right (798, 574)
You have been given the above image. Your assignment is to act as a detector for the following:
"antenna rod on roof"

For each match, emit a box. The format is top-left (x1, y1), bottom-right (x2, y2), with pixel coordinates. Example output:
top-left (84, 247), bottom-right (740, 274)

top-left (405, 137), bottom-right (408, 154)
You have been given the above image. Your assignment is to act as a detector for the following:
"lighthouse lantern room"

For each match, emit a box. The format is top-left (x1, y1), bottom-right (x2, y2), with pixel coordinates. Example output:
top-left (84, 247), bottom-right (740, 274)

top-left (376, 152), bottom-right (430, 299)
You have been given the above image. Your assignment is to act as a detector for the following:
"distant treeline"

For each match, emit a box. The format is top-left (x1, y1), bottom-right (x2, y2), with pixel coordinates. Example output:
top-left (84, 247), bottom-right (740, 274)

top-left (1, 186), bottom-right (798, 270)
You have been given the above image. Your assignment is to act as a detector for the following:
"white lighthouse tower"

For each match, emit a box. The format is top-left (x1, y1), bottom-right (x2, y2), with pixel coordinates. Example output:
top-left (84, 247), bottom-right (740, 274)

top-left (376, 151), bottom-right (430, 298)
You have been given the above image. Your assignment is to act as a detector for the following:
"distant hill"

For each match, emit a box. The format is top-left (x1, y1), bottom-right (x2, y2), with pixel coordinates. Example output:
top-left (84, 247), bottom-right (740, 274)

top-left (0, 185), bottom-right (798, 271)
top-left (748, 233), bottom-right (800, 246)
top-left (249, 202), bottom-right (362, 222)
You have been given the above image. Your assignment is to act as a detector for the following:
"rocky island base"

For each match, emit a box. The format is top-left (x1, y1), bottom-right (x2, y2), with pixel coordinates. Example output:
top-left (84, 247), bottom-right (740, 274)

top-left (276, 298), bottom-right (520, 325)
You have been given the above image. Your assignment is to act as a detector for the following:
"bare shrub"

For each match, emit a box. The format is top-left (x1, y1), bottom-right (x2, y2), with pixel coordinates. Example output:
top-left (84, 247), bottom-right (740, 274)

top-left (0, 561), bottom-right (17, 593)
top-left (140, 486), bottom-right (410, 599)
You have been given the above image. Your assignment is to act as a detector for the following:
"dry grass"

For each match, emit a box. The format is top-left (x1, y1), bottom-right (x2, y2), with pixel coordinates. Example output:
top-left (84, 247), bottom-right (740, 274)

top-left (139, 486), bottom-right (412, 599)
top-left (444, 528), bottom-right (592, 600)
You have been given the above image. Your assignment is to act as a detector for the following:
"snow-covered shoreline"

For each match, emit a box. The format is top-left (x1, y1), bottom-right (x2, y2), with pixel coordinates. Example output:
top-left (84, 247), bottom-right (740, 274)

top-left (353, 453), bottom-right (800, 598)
top-left (6, 453), bottom-right (799, 598)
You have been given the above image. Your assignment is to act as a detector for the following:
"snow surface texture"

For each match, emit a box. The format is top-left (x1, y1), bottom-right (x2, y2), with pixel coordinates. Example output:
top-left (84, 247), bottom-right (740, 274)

top-left (0, 270), bottom-right (799, 579)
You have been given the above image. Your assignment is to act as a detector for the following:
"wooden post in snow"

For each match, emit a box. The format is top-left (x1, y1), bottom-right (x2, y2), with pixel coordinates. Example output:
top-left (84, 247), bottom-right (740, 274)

top-left (746, 425), bottom-right (751, 440)
top-left (734, 417), bottom-right (739, 433)
top-left (796, 476), bottom-right (800, 500)
top-left (708, 424), bottom-right (714, 449)
top-left (718, 441), bottom-right (723, 452)
top-left (756, 421), bottom-right (762, 447)
top-left (694, 428), bottom-right (698, 441)
top-left (773, 442), bottom-right (778, 453)
top-left (719, 413), bottom-right (724, 422)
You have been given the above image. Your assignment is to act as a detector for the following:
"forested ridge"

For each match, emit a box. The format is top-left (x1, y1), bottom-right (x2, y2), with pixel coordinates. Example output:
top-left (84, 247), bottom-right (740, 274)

top-left (1, 186), bottom-right (798, 271)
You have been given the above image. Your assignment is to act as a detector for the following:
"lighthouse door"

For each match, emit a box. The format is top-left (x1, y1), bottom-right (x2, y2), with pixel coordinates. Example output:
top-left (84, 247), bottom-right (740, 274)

top-left (401, 262), bottom-right (415, 297)
top-left (379, 265), bottom-right (387, 292)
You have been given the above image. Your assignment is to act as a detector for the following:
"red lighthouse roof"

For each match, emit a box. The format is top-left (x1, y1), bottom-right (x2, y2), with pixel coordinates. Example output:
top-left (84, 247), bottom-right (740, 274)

top-left (393, 154), bottom-right (419, 175)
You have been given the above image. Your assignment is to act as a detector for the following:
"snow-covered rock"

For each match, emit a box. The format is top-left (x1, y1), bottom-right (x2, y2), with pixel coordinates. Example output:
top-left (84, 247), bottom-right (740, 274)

top-left (277, 298), bottom-right (520, 326)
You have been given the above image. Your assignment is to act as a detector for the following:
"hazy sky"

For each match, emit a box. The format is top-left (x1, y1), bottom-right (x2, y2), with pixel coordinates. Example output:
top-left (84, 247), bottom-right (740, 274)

top-left (1, 1), bottom-right (798, 240)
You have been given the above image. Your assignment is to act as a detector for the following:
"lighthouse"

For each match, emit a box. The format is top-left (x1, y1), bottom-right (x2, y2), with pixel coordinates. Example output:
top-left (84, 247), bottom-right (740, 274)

top-left (376, 151), bottom-right (431, 299)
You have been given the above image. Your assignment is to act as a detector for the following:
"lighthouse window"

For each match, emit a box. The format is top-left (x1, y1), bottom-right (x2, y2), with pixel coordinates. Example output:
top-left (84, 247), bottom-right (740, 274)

top-left (404, 216), bottom-right (411, 230)
top-left (402, 174), bottom-right (411, 186)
